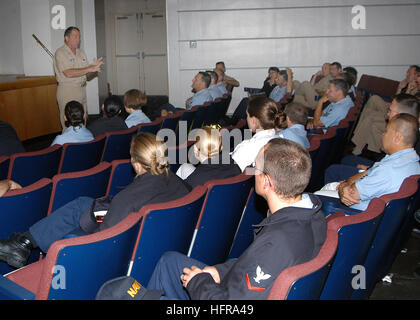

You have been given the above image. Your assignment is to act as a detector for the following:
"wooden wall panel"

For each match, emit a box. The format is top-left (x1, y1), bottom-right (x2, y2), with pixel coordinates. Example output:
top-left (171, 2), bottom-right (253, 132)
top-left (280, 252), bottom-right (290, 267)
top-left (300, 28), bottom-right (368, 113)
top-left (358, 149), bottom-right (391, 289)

top-left (0, 76), bottom-right (61, 141)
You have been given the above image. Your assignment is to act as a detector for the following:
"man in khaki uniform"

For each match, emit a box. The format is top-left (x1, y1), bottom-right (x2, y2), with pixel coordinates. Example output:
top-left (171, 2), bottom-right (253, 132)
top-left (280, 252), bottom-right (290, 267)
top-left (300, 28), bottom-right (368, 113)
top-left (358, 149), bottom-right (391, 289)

top-left (293, 62), bottom-right (342, 109)
top-left (215, 61), bottom-right (240, 89)
top-left (54, 26), bottom-right (104, 129)
top-left (351, 65), bottom-right (419, 155)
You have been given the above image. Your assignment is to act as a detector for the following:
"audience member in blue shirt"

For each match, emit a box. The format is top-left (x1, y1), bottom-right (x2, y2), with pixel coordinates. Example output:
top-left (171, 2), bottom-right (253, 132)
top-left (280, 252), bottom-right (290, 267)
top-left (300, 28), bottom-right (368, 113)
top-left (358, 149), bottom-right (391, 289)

top-left (269, 84), bottom-right (286, 103)
top-left (320, 95), bottom-right (353, 128)
top-left (186, 72), bottom-right (213, 110)
top-left (214, 68), bottom-right (229, 95)
top-left (51, 100), bottom-right (94, 146)
top-left (307, 78), bottom-right (354, 130)
top-left (337, 68), bottom-right (358, 102)
top-left (269, 69), bottom-right (290, 103)
top-left (277, 102), bottom-right (310, 149)
top-left (206, 70), bottom-right (224, 100)
top-left (123, 89), bottom-right (151, 128)
top-left (318, 114), bottom-right (420, 214)
top-left (323, 93), bottom-right (420, 185)
top-left (269, 68), bottom-right (294, 104)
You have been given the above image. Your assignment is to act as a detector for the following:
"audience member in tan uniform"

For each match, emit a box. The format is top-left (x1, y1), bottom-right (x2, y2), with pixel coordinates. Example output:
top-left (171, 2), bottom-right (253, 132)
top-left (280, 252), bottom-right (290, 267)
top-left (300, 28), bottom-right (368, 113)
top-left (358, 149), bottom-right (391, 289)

top-left (351, 65), bottom-right (420, 155)
top-left (54, 26), bottom-right (104, 129)
top-left (294, 62), bottom-right (342, 109)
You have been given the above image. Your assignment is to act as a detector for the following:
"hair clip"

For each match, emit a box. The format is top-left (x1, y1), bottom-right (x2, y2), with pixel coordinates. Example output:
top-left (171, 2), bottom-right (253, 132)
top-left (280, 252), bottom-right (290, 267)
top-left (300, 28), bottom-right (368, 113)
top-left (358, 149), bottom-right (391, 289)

top-left (208, 124), bottom-right (222, 130)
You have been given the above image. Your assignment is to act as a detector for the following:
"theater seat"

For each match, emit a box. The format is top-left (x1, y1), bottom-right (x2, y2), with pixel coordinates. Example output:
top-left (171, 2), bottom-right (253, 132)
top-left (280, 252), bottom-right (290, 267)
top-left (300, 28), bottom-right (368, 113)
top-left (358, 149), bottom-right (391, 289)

top-left (8, 145), bottom-right (62, 187)
top-left (58, 135), bottom-right (106, 174)
top-left (187, 173), bottom-right (253, 265)
top-left (379, 175), bottom-right (420, 280)
top-left (160, 112), bottom-right (182, 132)
top-left (320, 198), bottom-right (386, 299)
top-left (0, 178), bottom-right (53, 275)
top-left (326, 119), bottom-right (350, 165)
top-left (106, 159), bottom-right (135, 197)
top-left (357, 74), bottom-right (399, 101)
top-left (228, 187), bottom-right (266, 259)
top-left (128, 186), bottom-right (208, 285)
top-left (101, 126), bottom-right (138, 163)
top-left (203, 99), bottom-right (222, 126)
top-left (351, 175), bottom-right (419, 299)
top-left (308, 135), bottom-right (321, 163)
top-left (268, 220), bottom-right (338, 300)
top-left (216, 94), bottom-right (230, 123)
top-left (138, 118), bottom-right (163, 135)
top-left (190, 105), bottom-right (208, 130)
top-left (47, 162), bottom-right (112, 214)
top-left (306, 127), bottom-right (337, 192)
top-left (178, 109), bottom-right (197, 136)
top-left (0, 210), bottom-right (142, 300)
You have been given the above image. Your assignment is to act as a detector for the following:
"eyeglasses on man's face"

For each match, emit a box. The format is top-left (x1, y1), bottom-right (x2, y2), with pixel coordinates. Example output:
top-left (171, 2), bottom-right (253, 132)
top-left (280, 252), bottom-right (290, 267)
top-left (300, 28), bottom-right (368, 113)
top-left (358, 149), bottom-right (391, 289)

top-left (249, 162), bottom-right (273, 188)
top-left (250, 161), bottom-right (265, 175)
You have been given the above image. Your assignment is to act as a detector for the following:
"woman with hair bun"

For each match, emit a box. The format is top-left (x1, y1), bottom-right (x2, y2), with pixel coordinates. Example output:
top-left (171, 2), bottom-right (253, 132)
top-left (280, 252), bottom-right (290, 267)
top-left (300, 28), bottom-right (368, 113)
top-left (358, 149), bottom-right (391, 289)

top-left (87, 95), bottom-right (128, 137)
top-left (0, 133), bottom-right (190, 268)
top-left (51, 100), bottom-right (94, 146)
top-left (100, 132), bottom-right (189, 229)
top-left (230, 96), bottom-right (282, 171)
top-left (176, 126), bottom-right (241, 189)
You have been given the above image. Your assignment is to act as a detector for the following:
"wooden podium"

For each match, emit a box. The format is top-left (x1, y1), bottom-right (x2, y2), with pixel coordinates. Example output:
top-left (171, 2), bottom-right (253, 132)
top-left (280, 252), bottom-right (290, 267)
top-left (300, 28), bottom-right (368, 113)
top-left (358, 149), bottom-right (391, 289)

top-left (0, 75), bottom-right (61, 141)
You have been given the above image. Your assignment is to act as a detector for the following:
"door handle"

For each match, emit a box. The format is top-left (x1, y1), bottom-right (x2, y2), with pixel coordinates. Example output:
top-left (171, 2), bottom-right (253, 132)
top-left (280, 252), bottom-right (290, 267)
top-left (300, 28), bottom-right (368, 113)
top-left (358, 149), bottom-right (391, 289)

top-left (142, 51), bottom-right (166, 59)
top-left (116, 52), bottom-right (141, 60)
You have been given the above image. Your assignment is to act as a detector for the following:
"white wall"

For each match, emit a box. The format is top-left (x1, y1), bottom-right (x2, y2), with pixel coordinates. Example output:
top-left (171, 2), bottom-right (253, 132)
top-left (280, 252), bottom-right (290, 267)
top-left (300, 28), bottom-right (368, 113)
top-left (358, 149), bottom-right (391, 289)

top-left (0, 1), bottom-right (24, 74)
top-left (95, 0), bottom-right (108, 106)
top-left (166, 0), bottom-right (420, 113)
top-left (75, 0), bottom-right (100, 114)
top-left (20, 0), bottom-right (54, 76)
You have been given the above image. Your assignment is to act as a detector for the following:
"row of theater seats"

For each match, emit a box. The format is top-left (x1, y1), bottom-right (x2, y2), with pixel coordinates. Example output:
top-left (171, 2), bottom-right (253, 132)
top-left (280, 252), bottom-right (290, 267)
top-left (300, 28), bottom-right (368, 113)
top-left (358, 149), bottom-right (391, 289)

top-left (270, 174), bottom-right (420, 299)
top-left (272, 72), bottom-right (415, 297)
top-left (0, 74), bottom-right (418, 299)
top-left (267, 74), bottom-right (420, 299)
top-left (0, 162), bottom-right (258, 299)
top-left (0, 93), bottom-right (232, 188)
top-left (1, 159), bottom-right (418, 300)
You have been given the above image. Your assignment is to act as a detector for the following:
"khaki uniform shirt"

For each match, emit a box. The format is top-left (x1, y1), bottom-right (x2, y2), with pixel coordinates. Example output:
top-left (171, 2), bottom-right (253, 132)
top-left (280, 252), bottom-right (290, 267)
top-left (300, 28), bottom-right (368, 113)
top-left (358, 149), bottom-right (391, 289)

top-left (54, 44), bottom-right (89, 87)
top-left (54, 44), bottom-right (89, 129)
top-left (313, 74), bottom-right (333, 95)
